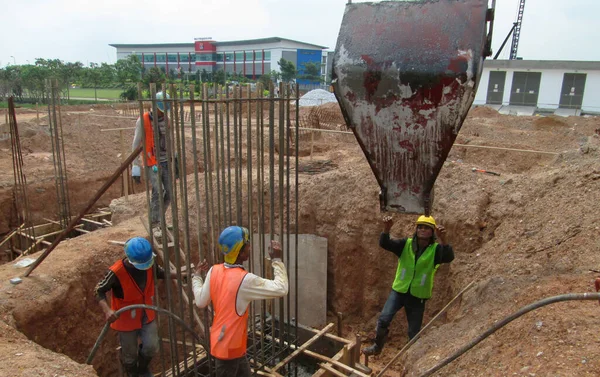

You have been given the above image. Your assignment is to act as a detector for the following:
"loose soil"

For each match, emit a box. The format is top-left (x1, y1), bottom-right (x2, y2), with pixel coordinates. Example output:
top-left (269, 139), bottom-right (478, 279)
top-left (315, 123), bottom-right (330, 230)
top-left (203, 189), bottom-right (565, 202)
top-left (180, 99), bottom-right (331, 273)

top-left (0, 104), bottom-right (599, 376)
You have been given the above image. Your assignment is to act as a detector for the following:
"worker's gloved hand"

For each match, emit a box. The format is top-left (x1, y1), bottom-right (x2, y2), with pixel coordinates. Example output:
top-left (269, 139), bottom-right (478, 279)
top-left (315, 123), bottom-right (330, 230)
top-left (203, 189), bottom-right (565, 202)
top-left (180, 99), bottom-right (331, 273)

top-left (194, 259), bottom-right (210, 276)
top-left (382, 215), bottom-right (394, 233)
top-left (435, 225), bottom-right (447, 245)
top-left (152, 165), bottom-right (158, 173)
top-left (104, 309), bottom-right (118, 323)
top-left (269, 240), bottom-right (283, 260)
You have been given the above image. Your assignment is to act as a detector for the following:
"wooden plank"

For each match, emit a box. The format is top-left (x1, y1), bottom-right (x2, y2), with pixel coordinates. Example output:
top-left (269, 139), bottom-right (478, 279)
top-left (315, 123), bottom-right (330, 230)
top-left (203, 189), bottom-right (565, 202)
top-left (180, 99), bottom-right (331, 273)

top-left (318, 363), bottom-right (347, 377)
top-left (0, 224), bottom-right (24, 249)
top-left (108, 240), bottom-right (126, 246)
top-left (304, 326), bottom-right (352, 345)
top-left (75, 228), bottom-right (90, 234)
top-left (304, 349), bottom-right (369, 377)
top-left (270, 323), bottom-right (335, 374)
top-left (103, 219), bottom-right (113, 226)
top-left (81, 218), bottom-right (105, 227)
top-left (37, 225), bottom-right (84, 239)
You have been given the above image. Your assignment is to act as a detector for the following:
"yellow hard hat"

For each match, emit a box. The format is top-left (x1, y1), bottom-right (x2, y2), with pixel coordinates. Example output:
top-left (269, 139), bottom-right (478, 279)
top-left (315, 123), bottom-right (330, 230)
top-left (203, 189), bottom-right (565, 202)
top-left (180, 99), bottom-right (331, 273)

top-left (416, 215), bottom-right (436, 229)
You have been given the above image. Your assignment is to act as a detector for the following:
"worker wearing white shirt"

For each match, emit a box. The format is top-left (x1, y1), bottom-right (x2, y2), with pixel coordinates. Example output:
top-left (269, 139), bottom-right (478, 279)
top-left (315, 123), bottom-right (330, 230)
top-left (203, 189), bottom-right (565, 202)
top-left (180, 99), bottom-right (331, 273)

top-left (192, 226), bottom-right (288, 377)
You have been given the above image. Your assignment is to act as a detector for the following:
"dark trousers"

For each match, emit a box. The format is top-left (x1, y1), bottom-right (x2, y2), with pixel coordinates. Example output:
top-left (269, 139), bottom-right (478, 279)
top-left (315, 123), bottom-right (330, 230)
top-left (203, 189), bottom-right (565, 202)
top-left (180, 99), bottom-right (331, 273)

top-left (215, 356), bottom-right (251, 377)
top-left (377, 290), bottom-right (426, 340)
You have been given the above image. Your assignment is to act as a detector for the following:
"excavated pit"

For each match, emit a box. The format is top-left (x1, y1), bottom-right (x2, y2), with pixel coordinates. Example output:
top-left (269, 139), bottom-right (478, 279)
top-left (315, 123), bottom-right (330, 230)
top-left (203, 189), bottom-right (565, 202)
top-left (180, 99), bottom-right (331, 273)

top-left (0, 105), bottom-right (600, 376)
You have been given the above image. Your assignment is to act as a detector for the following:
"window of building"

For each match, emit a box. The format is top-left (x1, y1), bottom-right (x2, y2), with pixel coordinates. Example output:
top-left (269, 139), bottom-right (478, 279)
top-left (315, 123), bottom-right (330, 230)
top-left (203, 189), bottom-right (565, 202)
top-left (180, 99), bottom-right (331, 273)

top-left (180, 54), bottom-right (190, 63)
top-left (322, 56), bottom-right (327, 64)
top-left (144, 54), bottom-right (155, 63)
top-left (255, 51), bottom-right (263, 61)
top-left (235, 52), bottom-right (244, 61)
top-left (245, 51), bottom-right (254, 61)
top-left (264, 51), bottom-right (271, 60)
top-left (155, 54), bottom-right (166, 63)
top-left (216, 52), bottom-right (224, 61)
top-left (168, 54), bottom-right (178, 63)
top-left (196, 53), bottom-right (216, 62)
top-left (225, 53), bottom-right (233, 61)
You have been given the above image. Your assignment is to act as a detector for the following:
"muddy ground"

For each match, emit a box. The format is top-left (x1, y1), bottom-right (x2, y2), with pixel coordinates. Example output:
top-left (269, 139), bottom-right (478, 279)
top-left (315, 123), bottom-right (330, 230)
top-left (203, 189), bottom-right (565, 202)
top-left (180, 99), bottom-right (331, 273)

top-left (0, 104), bottom-right (599, 376)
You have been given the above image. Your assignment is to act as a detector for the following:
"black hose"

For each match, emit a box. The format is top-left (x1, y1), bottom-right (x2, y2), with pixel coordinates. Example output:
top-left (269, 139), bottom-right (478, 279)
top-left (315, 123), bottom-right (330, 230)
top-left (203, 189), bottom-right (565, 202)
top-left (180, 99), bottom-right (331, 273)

top-left (86, 304), bottom-right (205, 365)
top-left (419, 292), bottom-right (600, 377)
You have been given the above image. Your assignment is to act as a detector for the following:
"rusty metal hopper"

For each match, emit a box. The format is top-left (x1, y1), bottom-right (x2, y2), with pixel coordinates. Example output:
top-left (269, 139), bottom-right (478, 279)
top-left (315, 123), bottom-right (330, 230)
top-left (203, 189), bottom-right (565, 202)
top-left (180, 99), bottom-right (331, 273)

top-left (333, 0), bottom-right (494, 214)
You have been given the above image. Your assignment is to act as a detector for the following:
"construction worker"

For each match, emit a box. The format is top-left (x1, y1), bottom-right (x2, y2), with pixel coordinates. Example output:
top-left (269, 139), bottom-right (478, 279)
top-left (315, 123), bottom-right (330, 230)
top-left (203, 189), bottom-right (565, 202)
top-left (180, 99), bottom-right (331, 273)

top-left (132, 91), bottom-right (171, 236)
top-left (192, 226), bottom-right (289, 377)
top-left (95, 237), bottom-right (180, 377)
top-left (362, 215), bottom-right (454, 356)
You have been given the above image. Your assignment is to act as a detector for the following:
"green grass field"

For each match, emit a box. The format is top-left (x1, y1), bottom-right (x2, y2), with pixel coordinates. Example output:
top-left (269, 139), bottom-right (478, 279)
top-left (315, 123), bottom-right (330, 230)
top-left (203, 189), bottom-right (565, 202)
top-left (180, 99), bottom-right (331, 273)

top-left (69, 88), bottom-right (122, 100)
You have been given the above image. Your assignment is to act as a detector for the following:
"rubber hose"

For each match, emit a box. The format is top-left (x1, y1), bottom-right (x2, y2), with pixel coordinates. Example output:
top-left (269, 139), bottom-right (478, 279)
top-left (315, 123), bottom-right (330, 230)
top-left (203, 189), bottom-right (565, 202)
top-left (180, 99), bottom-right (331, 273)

top-left (419, 292), bottom-right (600, 377)
top-left (86, 304), bottom-right (205, 365)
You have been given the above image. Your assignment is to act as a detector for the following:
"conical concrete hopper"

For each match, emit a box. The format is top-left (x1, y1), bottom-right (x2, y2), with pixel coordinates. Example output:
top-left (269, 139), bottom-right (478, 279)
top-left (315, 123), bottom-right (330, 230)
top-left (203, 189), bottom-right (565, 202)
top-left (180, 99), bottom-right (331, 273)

top-left (332, 0), bottom-right (494, 214)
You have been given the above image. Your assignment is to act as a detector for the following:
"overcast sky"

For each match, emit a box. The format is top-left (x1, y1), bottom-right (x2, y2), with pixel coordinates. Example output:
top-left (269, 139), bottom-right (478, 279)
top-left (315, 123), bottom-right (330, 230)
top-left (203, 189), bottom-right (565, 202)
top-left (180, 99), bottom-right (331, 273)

top-left (1, 0), bottom-right (598, 66)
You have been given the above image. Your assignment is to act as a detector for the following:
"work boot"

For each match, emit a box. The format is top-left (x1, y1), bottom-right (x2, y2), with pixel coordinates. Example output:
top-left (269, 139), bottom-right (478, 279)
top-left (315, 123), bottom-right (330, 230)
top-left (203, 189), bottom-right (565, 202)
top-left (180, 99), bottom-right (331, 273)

top-left (138, 353), bottom-right (153, 377)
top-left (361, 327), bottom-right (388, 356)
top-left (123, 362), bottom-right (139, 377)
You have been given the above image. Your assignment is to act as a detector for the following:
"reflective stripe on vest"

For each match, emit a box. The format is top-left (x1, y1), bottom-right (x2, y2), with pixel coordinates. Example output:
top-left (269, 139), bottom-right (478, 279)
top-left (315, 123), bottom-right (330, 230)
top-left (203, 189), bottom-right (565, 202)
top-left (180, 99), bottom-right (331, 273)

top-left (209, 264), bottom-right (249, 360)
top-left (392, 238), bottom-right (439, 299)
top-left (142, 112), bottom-right (157, 167)
top-left (109, 259), bottom-right (155, 331)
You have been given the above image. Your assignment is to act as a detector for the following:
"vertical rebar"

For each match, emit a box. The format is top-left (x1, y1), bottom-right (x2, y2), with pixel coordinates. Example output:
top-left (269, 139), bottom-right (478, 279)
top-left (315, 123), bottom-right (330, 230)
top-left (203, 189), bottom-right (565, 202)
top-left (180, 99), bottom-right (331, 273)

top-left (151, 83), bottom-right (179, 376)
top-left (137, 83), bottom-right (168, 377)
top-left (168, 83), bottom-right (189, 374)
top-left (226, 86), bottom-right (232, 225)
top-left (277, 81), bottom-right (285, 354)
top-left (189, 85), bottom-right (213, 377)
top-left (294, 82), bottom-right (300, 376)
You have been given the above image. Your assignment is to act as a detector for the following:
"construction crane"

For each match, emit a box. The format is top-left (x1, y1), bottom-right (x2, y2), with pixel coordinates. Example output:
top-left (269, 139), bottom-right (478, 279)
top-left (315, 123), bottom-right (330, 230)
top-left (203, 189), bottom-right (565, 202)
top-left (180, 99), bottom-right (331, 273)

top-left (494, 0), bottom-right (526, 59)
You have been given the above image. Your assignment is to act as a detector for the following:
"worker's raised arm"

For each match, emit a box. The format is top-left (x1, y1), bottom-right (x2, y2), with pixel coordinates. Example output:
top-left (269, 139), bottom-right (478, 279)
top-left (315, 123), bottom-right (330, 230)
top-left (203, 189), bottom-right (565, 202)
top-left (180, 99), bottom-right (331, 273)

top-left (192, 261), bottom-right (212, 309)
top-left (241, 240), bottom-right (288, 301)
top-left (379, 216), bottom-right (407, 257)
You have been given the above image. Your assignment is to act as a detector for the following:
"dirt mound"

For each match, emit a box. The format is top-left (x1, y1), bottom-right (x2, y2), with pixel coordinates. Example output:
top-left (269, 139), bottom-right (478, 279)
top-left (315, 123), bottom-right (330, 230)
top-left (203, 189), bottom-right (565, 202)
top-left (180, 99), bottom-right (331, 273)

top-left (469, 105), bottom-right (501, 118)
top-left (533, 115), bottom-right (569, 129)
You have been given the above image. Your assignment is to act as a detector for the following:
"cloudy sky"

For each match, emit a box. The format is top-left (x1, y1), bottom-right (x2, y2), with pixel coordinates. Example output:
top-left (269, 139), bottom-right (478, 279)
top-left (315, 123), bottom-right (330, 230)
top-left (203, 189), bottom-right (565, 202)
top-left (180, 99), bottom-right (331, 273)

top-left (1, 0), bottom-right (598, 66)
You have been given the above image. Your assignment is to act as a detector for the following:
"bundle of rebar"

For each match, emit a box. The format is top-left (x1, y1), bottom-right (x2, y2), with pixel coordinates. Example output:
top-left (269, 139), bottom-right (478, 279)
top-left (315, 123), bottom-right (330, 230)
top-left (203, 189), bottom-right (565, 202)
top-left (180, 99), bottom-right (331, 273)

top-left (7, 97), bottom-right (34, 258)
top-left (46, 79), bottom-right (71, 228)
top-left (138, 81), bottom-right (301, 377)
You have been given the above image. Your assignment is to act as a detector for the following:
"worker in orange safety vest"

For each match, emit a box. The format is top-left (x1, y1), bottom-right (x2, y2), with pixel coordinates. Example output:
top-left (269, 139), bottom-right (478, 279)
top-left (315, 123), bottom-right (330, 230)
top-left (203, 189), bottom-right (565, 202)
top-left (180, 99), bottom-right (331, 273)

top-left (192, 226), bottom-right (289, 377)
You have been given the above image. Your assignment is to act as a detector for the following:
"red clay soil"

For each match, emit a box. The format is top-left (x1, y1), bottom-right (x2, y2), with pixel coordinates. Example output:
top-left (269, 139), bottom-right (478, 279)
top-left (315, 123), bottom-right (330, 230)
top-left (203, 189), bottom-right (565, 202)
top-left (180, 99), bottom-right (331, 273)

top-left (0, 104), bottom-right (599, 376)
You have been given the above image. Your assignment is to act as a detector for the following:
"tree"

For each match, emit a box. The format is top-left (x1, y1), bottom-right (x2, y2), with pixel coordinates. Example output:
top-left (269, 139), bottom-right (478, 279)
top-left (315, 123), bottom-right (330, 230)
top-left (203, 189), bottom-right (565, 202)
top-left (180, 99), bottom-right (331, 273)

top-left (60, 61), bottom-right (83, 100)
top-left (143, 67), bottom-right (166, 90)
top-left (85, 63), bottom-right (102, 102)
top-left (299, 61), bottom-right (322, 83)
top-left (277, 58), bottom-right (296, 83)
top-left (258, 73), bottom-right (274, 90)
top-left (115, 55), bottom-right (142, 89)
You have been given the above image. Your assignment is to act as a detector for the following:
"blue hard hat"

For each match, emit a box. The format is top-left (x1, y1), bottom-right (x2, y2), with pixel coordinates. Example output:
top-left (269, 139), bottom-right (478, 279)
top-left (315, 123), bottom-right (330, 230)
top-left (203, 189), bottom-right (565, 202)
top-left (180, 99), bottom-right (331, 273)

top-left (124, 237), bottom-right (155, 270)
top-left (218, 226), bottom-right (249, 264)
top-left (155, 91), bottom-right (171, 113)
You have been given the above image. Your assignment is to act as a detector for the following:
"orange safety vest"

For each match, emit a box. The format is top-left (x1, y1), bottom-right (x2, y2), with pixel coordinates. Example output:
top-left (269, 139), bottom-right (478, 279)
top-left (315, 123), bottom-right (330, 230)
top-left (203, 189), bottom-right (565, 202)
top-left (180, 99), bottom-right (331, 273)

top-left (209, 264), bottom-right (249, 359)
top-left (142, 112), bottom-right (157, 167)
top-left (109, 259), bottom-right (155, 332)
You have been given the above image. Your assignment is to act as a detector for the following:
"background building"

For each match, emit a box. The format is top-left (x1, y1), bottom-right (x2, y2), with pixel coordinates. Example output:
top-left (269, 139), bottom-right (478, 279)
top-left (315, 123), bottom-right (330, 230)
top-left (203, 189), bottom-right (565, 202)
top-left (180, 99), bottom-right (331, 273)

top-left (474, 60), bottom-right (600, 115)
top-left (110, 37), bottom-right (331, 85)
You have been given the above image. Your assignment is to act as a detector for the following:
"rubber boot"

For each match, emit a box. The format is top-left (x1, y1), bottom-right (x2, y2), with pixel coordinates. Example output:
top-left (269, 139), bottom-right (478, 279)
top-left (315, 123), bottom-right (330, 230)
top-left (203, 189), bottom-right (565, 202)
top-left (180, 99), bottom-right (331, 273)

top-left (123, 362), bottom-right (139, 377)
top-left (361, 327), bottom-right (388, 356)
top-left (138, 347), bottom-right (153, 377)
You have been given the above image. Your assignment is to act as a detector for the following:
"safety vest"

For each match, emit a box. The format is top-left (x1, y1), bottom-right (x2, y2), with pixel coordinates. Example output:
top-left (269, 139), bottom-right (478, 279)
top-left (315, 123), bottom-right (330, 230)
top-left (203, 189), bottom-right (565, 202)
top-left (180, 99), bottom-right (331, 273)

top-left (392, 238), bottom-right (439, 299)
top-left (109, 259), bottom-right (155, 331)
top-left (209, 264), bottom-right (249, 360)
top-left (142, 112), bottom-right (157, 167)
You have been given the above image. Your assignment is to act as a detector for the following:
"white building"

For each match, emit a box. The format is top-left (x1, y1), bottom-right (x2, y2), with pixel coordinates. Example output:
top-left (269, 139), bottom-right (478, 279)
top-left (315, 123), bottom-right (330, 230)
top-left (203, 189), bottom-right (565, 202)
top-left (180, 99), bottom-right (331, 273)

top-left (474, 60), bottom-right (600, 115)
top-left (110, 37), bottom-right (331, 85)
